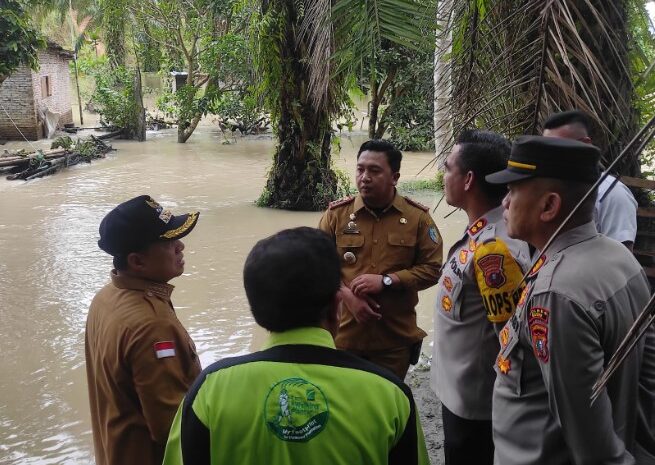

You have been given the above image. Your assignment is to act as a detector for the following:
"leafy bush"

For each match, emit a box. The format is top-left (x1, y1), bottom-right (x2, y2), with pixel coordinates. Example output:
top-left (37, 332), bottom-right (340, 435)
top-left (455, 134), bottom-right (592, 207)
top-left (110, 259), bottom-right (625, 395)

top-left (91, 65), bottom-right (139, 129)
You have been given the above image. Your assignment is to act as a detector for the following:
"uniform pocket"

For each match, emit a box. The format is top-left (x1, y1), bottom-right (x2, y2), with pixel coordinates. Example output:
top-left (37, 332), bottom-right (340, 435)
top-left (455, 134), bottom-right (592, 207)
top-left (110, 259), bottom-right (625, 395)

top-left (387, 232), bottom-right (416, 247)
top-left (336, 234), bottom-right (365, 248)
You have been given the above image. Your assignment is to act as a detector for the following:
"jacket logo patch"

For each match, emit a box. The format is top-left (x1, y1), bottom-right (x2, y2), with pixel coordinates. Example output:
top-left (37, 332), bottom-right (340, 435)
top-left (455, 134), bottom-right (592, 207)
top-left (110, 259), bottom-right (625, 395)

top-left (442, 295), bottom-right (453, 312)
top-left (443, 276), bottom-right (453, 293)
top-left (529, 307), bottom-right (550, 363)
top-left (477, 254), bottom-right (506, 288)
top-left (459, 249), bottom-right (469, 264)
top-left (497, 355), bottom-right (511, 374)
top-left (265, 378), bottom-right (329, 442)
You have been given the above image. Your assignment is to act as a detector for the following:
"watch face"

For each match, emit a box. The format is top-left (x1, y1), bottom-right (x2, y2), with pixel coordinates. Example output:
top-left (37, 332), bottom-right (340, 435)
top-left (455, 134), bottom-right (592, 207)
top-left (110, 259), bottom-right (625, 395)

top-left (383, 275), bottom-right (393, 286)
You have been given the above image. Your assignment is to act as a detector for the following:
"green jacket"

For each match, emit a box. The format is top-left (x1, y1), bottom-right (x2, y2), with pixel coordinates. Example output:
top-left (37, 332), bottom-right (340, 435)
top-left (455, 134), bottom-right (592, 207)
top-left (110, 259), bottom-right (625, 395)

top-left (163, 327), bottom-right (430, 465)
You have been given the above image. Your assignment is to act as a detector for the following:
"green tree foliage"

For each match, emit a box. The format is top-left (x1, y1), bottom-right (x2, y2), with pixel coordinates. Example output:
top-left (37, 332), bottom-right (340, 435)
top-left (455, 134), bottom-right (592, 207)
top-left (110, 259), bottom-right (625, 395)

top-left (0, 0), bottom-right (46, 85)
top-left (91, 65), bottom-right (141, 130)
top-left (133, 0), bottom-right (253, 143)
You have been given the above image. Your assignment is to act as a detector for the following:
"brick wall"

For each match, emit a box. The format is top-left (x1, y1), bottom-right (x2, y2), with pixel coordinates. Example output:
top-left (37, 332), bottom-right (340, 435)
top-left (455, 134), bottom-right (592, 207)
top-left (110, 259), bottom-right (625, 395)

top-left (0, 48), bottom-right (73, 141)
top-left (32, 49), bottom-right (73, 139)
top-left (0, 67), bottom-right (37, 140)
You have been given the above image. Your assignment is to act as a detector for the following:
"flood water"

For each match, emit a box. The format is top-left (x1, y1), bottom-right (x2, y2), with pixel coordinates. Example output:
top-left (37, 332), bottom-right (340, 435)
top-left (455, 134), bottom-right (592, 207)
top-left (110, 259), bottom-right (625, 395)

top-left (0, 128), bottom-right (466, 464)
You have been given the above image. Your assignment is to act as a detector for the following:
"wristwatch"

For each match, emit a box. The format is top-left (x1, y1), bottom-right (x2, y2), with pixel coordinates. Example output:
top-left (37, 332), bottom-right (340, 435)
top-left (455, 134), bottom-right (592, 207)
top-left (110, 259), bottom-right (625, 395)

top-left (382, 274), bottom-right (393, 288)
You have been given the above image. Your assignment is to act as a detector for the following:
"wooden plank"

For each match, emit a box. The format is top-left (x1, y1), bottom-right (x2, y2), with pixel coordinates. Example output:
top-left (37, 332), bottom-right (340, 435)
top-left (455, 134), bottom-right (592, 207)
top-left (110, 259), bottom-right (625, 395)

top-left (637, 207), bottom-right (655, 218)
top-left (634, 249), bottom-right (655, 258)
top-left (621, 175), bottom-right (655, 190)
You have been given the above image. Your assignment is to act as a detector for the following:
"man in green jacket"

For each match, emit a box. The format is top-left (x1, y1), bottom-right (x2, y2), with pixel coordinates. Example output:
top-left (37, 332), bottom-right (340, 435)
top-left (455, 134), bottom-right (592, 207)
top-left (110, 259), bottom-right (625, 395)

top-left (163, 227), bottom-right (429, 465)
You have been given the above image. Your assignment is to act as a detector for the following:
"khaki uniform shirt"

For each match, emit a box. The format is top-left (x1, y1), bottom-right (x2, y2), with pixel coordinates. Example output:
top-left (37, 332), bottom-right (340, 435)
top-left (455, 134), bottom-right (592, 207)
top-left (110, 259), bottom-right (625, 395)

top-left (431, 206), bottom-right (530, 420)
top-left (318, 193), bottom-right (443, 351)
top-left (85, 271), bottom-right (201, 465)
top-left (493, 222), bottom-right (652, 465)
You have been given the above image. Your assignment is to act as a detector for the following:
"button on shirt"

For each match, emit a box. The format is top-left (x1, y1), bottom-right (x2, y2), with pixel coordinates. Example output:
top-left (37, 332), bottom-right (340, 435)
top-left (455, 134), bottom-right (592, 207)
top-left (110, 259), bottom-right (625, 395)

top-left (85, 271), bottom-right (201, 465)
top-left (493, 222), bottom-right (652, 465)
top-left (318, 193), bottom-right (443, 351)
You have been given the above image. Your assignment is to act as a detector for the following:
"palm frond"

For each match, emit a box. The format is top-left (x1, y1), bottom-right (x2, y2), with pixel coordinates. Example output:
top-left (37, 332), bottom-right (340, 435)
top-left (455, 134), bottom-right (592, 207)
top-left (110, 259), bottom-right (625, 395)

top-left (434, 0), bottom-right (651, 176)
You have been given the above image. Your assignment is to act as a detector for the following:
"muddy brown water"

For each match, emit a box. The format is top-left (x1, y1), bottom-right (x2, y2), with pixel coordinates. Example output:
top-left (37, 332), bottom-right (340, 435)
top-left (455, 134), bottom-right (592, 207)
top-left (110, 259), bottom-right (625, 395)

top-left (0, 129), bottom-right (465, 463)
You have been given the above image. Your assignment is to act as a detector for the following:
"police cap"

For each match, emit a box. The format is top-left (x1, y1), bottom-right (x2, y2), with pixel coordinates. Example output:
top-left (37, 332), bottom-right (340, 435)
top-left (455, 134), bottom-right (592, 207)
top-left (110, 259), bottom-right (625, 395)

top-left (485, 135), bottom-right (600, 184)
top-left (98, 195), bottom-right (199, 256)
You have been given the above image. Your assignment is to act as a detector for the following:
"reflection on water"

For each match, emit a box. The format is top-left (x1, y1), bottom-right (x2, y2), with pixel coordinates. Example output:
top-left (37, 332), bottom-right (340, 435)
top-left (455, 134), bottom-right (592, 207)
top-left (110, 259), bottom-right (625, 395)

top-left (0, 129), bottom-right (466, 463)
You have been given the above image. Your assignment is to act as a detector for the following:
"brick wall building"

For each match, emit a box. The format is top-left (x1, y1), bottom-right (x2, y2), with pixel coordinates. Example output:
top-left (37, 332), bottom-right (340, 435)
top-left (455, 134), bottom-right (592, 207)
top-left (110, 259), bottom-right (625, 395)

top-left (0, 42), bottom-right (74, 141)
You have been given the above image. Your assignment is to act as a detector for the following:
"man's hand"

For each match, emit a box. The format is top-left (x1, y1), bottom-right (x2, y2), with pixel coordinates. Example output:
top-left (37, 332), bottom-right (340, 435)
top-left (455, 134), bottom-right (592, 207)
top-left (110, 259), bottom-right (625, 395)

top-left (350, 274), bottom-right (384, 296)
top-left (339, 284), bottom-right (382, 323)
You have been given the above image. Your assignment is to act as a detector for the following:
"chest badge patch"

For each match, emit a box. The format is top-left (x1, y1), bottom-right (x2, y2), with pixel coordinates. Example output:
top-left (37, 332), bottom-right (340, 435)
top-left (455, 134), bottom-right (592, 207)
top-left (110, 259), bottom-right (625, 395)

top-left (476, 254), bottom-right (506, 288)
top-left (528, 307), bottom-right (550, 363)
top-left (468, 239), bottom-right (477, 252)
top-left (265, 378), bottom-right (329, 442)
top-left (458, 249), bottom-right (469, 264)
top-left (442, 276), bottom-right (454, 293)
top-left (442, 295), bottom-right (453, 312)
top-left (497, 355), bottom-right (511, 374)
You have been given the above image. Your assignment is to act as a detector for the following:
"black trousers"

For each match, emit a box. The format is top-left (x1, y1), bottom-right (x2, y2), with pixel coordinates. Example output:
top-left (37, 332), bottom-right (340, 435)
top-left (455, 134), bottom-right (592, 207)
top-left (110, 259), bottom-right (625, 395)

top-left (441, 404), bottom-right (494, 465)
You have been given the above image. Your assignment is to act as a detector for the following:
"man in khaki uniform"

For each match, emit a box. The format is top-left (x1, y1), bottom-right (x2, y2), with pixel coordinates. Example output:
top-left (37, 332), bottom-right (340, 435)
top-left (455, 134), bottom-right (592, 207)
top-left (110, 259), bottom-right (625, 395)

top-left (430, 130), bottom-right (530, 465)
top-left (85, 195), bottom-right (201, 465)
top-left (319, 139), bottom-right (442, 379)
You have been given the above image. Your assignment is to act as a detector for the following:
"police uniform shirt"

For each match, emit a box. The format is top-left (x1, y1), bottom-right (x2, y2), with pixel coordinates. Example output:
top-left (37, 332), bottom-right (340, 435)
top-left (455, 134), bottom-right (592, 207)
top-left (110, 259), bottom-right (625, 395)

top-left (318, 193), bottom-right (443, 351)
top-left (85, 271), bottom-right (201, 465)
top-left (492, 222), bottom-right (651, 465)
top-left (430, 206), bottom-right (530, 420)
top-left (595, 174), bottom-right (638, 244)
top-left (162, 327), bottom-right (430, 465)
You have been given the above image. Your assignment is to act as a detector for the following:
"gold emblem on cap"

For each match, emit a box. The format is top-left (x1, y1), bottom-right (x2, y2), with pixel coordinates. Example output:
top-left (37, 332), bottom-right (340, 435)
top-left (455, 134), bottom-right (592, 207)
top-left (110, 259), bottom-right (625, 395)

top-left (343, 252), bottom-right (356, 264)
top-left (400, 217), bottom-right (407, 224)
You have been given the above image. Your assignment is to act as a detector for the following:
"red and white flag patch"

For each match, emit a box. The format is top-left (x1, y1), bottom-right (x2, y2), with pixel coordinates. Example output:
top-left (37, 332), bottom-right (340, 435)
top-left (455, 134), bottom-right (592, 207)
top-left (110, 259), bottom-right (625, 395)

top-left (154, 341), bottom-right (176, 359)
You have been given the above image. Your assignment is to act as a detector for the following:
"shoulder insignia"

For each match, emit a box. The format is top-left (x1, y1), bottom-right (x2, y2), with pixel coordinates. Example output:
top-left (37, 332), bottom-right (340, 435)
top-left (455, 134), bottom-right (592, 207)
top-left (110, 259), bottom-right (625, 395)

top-left (328, 196), bottom-right (355, 210)
top-left (467, 217), bottom-right (488, 236)
top-left (404, 196), bottom-right (429, 212)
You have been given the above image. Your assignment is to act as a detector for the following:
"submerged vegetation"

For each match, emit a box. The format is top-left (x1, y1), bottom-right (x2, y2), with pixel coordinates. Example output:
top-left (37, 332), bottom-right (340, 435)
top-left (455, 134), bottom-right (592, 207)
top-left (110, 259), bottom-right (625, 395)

top-left (5, 0), bottom-right (655, 207)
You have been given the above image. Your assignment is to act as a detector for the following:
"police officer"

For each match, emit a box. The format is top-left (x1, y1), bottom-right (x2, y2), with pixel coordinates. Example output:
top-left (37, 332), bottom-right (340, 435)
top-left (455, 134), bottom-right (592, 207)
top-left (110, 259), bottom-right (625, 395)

top-left (163, 227), bottom-right (430, 465)
top-left (85, 195), bottom-right (201, 465)
top-left (543, 110), bottom-right (638, 250)
top-left (430, 130), bottom-right (530, 465)
top-left (486, 136), bottom-right (652, 464)
top-left (318, 139), bottom-right (443, 379)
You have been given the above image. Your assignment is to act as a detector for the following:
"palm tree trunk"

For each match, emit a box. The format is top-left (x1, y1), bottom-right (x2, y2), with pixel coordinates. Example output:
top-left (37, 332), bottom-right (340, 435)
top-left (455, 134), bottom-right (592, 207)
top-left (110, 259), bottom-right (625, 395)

top-left (260, 0), bottom-right (337, 211)
top-left (433, 0), bottom-right (453, 158)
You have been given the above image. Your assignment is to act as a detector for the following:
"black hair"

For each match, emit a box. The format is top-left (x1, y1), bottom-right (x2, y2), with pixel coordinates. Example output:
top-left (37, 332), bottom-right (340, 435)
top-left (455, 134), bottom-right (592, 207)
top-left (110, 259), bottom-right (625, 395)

top-left (454, 129), bottom-right (511, 203)
top-left (243, 227), bottom-right (341, 332)
top-left (543, 110), bottom-right (592, 134)
top-left (357, 139), bottom-right (402, 173)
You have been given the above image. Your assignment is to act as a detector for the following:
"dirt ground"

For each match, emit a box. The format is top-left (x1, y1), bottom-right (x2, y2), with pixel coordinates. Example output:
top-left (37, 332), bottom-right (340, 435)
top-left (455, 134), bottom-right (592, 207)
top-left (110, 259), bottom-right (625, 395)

top-left (406, 357), bottom-right (444, 465)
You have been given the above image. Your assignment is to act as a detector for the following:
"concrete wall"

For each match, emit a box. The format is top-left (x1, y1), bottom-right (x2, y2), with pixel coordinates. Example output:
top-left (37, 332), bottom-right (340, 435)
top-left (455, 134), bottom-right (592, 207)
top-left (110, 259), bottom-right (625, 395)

top-left (0, 67), bottom-right (37, 140)
top-left (0, 48), bottom-right (73, 141)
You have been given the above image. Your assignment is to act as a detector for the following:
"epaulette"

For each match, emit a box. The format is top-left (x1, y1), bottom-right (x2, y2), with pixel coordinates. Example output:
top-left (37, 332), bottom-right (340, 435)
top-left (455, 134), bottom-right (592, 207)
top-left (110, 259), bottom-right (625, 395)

top-left (328, 196), bottom-right (355, 210)
top-left (404, 196), bottom-right (429, 212)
